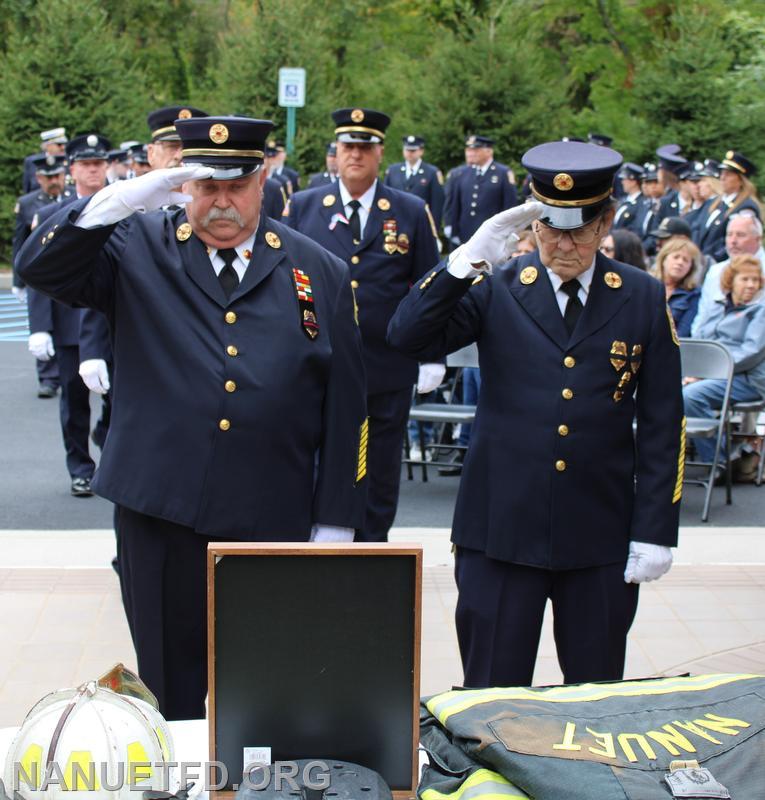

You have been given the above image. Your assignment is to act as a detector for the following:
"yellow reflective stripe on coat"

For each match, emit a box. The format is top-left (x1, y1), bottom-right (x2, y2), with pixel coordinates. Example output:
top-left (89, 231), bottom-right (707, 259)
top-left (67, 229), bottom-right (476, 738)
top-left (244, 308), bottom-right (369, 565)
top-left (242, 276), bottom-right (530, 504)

top-left (421, 769), bottom-right (529, 800)
top-left (427, 674), bottom-right (763, 725)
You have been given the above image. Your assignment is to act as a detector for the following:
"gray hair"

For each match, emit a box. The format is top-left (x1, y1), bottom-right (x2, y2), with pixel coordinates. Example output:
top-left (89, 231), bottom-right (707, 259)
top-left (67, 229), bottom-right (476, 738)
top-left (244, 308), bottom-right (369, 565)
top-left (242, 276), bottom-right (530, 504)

top-left (729, 211), bottom-right (763, 238)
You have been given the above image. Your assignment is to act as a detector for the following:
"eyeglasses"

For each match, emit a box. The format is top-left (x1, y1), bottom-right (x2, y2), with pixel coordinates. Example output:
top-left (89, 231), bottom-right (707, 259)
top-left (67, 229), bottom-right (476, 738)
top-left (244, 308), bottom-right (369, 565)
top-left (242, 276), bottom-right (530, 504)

top-left (534, 219), bottom-right (606, 246)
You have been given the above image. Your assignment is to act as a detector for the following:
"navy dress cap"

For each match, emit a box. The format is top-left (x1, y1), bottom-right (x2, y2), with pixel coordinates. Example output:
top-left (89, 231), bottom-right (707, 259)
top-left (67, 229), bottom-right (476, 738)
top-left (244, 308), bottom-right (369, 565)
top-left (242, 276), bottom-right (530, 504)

top-left (130, 144), bottom-right (150, 165)
top-left (177, 115), bottom-right (274, 180)
top-left (403, 135), bottom-right (425, 149)
top-left (107, 149), bottom-right (129, 164)
top-left (326, 142), bottom-right (337, 156)
top-left (521, 140), bottom-right (623, 230)
top-left (31, 153), bottom-right (67, 174)
top-left (332, 108), bottom-right (390, 143)
top-left (465, 134), bottom-right (494, 148)
top-left (656, 144), bottom-right (683, 158)
top-left (676, 163), bottom-right (694, 181)
top-left (147, 105), bottom-right (208, 142)
top-left (618, 162), bottom-right (644, 181)
top-left (642, 162), bottom-right (659, 181)
top-left (658, 151), bottom-right (688, 174)
top-left (66, 134), bottom-right (111, 161)
top-left (701, 158), bottom-right (721, 178)
top-left (40, 127), bottom-right (67, 144)
top-left (721, 151), bottom-right (757, 178)
top-left (650, 216), bottom-right (692, 239)
top-left (588, 132), bottom-right (613, 147)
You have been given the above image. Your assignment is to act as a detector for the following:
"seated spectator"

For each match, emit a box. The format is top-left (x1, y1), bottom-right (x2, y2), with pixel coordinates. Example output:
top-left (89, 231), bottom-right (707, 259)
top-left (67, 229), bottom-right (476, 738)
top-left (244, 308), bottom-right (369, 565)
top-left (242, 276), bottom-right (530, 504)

top-left (601, 229), bottom-right (648, 270)
top-left (511, 228), bottom-right (536, 256)
top-left (692, 212), bottom-right (765, 336)
top-left (653, 239), bottom-right (702, 336)
top-left (684, 254), bottom-right (765, 474)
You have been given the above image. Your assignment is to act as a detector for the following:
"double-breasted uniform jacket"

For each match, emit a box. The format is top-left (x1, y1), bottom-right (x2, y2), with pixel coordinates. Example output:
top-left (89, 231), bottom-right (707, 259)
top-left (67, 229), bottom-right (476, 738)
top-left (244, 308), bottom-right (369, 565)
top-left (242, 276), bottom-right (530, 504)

top-left (388, 251), bottom-right (684, 569)
top-left (383, 161), bottom-right (445, 228)
top-left (449, 162), bottom-right (518, 243)
top-left (307, 172), bottom-right (337, 189)
top-left (12, 187), bottom-right (75, 283)
top-left (18, 201), bottom-right (368, 539)
top-left (285, 181), bottom-right (440, 394)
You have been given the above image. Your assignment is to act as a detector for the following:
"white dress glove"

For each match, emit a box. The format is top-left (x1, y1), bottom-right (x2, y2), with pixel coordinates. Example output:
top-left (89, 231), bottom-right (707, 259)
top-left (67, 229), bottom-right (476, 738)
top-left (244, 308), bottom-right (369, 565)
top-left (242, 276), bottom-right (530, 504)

top-left (76, 166), bottom-right (215, 228)
top-left (11, 286), bottom-right (27, 304)
top-left (448, 202), bottom-right (545, 279)
top-left (310, 524), bottom-right (355, 543)
top-left (79, 359), bottom-right (110, 394)
top-left (417, 363), bottom-right (447, 394)
top-left (624, 541), bottom-right (673, 583)
top-left (29, 332), bottom-right (55, 361)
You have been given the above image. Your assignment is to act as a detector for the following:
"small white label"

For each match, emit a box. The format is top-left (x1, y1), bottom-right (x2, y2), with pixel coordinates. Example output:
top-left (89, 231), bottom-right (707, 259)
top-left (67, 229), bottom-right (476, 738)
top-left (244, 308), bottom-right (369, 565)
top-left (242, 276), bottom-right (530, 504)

top-left (244, 747), bottom-right (272, 767)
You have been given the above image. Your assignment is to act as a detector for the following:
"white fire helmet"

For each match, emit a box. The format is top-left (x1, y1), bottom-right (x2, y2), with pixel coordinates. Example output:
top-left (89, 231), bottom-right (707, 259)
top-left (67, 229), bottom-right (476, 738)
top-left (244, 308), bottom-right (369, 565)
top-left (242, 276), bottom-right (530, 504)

top-left (2, 665), bottom-right (176, 800)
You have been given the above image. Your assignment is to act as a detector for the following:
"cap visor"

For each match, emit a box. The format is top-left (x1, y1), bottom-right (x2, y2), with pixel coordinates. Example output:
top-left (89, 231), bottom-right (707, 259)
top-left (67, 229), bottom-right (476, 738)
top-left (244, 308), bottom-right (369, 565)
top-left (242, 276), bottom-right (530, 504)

top-left (183, 162), bottom-right (260, 181)
top-left (538, 202), bottom-right (607, 230)
top-left (337, 133), bottom-right (382, 144)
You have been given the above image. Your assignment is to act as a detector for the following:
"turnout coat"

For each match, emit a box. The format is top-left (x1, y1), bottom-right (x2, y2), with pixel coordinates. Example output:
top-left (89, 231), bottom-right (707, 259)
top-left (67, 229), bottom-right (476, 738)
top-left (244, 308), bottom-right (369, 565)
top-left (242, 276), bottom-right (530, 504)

top-left (388, 251), bottom-right (684, 569)
top-left (18, 200), bottom-right (368, 539)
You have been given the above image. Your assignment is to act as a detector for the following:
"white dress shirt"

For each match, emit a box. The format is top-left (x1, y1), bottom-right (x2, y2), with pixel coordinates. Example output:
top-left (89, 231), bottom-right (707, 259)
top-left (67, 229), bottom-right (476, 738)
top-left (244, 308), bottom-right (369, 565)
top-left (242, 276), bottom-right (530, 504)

top-left (207, 233), bottom-right (256, 282)
top-left (545, 260), bottom-right (595, 315)
top-left (475, 159), bottom-right (494, 177)
top-left (338, 179), bottom-right (377, 239)
top-left (405, 159), bottom-right (422, 179)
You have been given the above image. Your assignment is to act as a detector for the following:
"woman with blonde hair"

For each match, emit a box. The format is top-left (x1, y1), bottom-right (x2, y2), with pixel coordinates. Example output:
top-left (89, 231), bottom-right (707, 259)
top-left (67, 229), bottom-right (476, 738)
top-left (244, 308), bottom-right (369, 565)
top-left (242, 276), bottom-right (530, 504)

top-left (653, 238), bottom-right (701, 336)
top-left (684, 254), bottom-right (765, 473)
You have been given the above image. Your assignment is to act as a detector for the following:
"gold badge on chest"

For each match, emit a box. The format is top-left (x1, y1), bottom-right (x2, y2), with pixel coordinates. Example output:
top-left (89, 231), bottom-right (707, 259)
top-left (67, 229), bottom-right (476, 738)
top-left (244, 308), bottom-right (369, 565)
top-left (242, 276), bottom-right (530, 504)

top-left (520, 266), bottom-right (538, 285)
top-left (265, 231), bottom-right (281, 249)
top-left (377, 197), bottom-right (391, 211)
top-left (175, 222), bottom-right (192, 241)
top-left (604, 271), bottom-right (622, 289)
top-left (322, 194), bottom-right (336, 208)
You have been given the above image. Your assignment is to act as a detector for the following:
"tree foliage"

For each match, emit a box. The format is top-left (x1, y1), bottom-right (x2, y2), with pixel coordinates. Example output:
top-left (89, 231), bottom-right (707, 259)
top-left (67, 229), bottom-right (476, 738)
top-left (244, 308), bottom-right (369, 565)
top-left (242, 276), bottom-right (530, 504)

top-left (2, 0), bottom-right (765, 261)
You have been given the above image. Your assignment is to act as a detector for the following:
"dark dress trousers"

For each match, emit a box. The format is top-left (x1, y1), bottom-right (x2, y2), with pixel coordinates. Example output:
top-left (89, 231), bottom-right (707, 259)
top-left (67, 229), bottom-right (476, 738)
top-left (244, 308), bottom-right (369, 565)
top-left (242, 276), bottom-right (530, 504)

top-left (388, 251), bottom-right (684, 686)
top-left (384, 161), bottom-right (445, 228)
top-left (18, 201), bottom-right (367, 719)
top-left (449, 162), bottom-right (518, 243)
top-left (286, 181), bottom-right (440, 540)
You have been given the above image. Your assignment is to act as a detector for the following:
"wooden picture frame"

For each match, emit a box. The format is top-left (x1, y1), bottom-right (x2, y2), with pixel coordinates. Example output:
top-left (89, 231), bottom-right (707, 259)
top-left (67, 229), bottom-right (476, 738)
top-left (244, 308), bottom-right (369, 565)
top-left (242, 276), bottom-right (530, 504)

top-left (207, 543), bottom-right (422, 800)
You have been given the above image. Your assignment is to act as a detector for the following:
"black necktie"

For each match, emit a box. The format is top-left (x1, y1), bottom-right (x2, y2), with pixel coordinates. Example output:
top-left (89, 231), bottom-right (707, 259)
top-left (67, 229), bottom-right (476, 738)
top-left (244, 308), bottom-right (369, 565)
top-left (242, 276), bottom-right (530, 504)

top-left (348, 199), bottom-right (361, 244)
top-left (218, 248), bottom-right (239, 299)
top-left (561, 279), bottom-right (583, 336)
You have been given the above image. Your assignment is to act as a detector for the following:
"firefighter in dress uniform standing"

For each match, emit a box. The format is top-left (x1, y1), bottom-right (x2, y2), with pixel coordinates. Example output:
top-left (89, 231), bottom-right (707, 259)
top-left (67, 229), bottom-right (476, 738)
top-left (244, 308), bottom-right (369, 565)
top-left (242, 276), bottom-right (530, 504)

top-left (384, 135), bottom-right (445, 228)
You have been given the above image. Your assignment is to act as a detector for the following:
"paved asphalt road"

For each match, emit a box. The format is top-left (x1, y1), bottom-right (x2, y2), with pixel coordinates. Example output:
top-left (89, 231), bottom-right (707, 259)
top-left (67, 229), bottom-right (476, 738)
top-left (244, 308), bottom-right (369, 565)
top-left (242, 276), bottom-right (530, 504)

top-left (1, 290), bottom-right (762, 530)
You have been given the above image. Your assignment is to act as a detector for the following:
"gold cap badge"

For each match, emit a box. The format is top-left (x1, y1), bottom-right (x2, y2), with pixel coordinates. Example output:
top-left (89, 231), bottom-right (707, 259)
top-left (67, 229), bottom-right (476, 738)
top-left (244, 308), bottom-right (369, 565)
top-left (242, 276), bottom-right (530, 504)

top-left (520, 266), bottom-right (538, 285)
top-left (265, 231), bottom-right (281, 249)
top-left (726, 150), bottom-right (734, 160)
top-left (351, 109), bottom-right (365, 123)
top-left (377, 198), bottom-right (391, 211)
top-left (209, 123), bottom-right (229, 144)
top-left (553, 173), bottom-right (574, 191)
top-left (176, 222), bottom-right (192, 241)
top-left (322, 194), bottom-right (336, 208)
top-left (604, 271), bottom-right (622, 289)
top-left (178, 108), bottom-right (192, 119)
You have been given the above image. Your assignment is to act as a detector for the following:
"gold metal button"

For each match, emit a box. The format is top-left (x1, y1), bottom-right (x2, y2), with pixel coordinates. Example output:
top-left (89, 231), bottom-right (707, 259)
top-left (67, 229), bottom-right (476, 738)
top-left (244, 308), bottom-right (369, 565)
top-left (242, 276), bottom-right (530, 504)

top-left (555, 460), bottom-right (567, 472)
top-left (219, 419), bottom-right (231, 431)
top-left (226, 345), bottom-right (238, 357)
top-left (562, 388), bottom-right (573, 400)
top-left (351, 280), bottom-right (359, 289)
top-left (225, 311), bottom-right (237, 324)
top-left (564, 356), bottom-right (576, 368)
top-left (351, 256), bottom-right (360, 265)
top-left (225, 380), bottom-right (236, 393)
top-left (558, 424), bottom-right (569, 436)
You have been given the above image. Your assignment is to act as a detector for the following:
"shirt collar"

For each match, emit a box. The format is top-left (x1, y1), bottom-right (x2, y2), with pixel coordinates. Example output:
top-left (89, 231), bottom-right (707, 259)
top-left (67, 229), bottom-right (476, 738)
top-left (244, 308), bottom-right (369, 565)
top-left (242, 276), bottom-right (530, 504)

top-left (722, 192), bottom-right (737, 204)
top-left (544, 258), bottom-right (596, 296)
top-left (475, 159), bottom-right (493, 176)
top-left (627, 191), bottom-right (641, 202)
top-left (406, 159), bottom-right (422, 173)
top-left (208, 232), bottom-right (257, 264)
top-left (339, 178), bottom-right (377, 211)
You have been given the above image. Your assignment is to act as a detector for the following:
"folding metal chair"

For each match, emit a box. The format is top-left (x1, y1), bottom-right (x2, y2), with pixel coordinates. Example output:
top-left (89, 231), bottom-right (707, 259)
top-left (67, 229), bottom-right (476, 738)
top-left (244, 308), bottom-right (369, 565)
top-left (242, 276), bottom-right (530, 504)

top-left (679, 338), bottom-right (734, 522)
top-left (730, 399), bottom-right (765, 485)
top-left (403, 344), bottom-right (478, 482)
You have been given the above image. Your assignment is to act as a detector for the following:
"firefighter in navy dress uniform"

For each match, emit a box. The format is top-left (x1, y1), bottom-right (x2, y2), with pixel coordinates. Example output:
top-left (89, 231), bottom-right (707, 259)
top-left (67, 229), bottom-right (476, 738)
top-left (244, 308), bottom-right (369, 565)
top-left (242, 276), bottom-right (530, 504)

top-left (307, 142), bottom-right (339, 188)
top-left (388, 140), bottom-right (684, 687)
top-left (18, 116), bottom-right (367, 720)
top-left (285, 107), bottom-right (441, 542)
top-left (12, 153), bottom-right (73, 397)
top-left (384, 135), bottom-right (445, 228)
top-left (612, 162), bottom-right (648, 236)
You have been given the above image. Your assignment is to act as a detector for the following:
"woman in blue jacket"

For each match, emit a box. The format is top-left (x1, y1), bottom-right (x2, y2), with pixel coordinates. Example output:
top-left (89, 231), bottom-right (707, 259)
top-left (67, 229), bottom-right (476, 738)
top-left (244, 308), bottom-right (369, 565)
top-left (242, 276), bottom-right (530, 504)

top-left (653, 238), bottom-right (702, 337)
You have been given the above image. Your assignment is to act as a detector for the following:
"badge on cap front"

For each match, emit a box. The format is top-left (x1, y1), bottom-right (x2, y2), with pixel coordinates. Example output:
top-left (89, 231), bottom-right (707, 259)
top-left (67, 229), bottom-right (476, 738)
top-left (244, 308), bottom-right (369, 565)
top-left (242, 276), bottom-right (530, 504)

top-left (553, 173), bottom-right (574, 191)
top-left (178, 108), bottom-right (192, 119)
top-left (209, 124), bottom-right (229, 144)
top-left (351, 109), bottom-right (365, 123)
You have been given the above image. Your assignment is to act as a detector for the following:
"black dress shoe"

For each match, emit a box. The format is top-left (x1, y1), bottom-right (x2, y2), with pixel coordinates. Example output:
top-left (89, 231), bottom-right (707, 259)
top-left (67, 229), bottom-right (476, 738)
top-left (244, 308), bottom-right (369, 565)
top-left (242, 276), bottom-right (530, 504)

top-left (438, 448), bottom-right (464, 476)
top-left (37, 383), bottom-right (58, 398)
top-left (71, 477), bottom-right (94, 497)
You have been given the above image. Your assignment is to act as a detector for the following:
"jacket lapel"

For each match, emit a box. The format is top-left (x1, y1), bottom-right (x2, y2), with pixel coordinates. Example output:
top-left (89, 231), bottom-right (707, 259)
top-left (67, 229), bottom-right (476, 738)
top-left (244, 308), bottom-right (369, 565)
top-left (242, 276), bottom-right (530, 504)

top-left (509, 252), bottom-right (569, 351)
top-left (232, 215), bottom-right (286, 301)
top-left (567, 254), bottom-right (632, 348)
top-left (322, 192), bottom-right (356, 258)
top-left (357, 183), bottom-right (386, 253)
top-left (175, 213), bottom-right (228, 308)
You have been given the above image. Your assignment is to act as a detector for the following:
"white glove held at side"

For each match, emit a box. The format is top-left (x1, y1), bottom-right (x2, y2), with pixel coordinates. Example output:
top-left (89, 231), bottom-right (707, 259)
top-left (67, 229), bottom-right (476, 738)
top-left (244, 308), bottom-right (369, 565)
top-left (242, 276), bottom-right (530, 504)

top-left (417, 363), bottom-right (447, 394)
top-left (310, 524), bottom-right (355, 543)
top-left (12, 286), bottom-right (27, 304)
top-left (79, 359), bottom-right (110, 395)
top-left (624, 541), bottom-right (673, 583)
top-left (29, 332), bottom-right (55, 361)
top-left (76, 166), bottom-right (215, 228)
